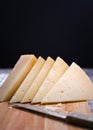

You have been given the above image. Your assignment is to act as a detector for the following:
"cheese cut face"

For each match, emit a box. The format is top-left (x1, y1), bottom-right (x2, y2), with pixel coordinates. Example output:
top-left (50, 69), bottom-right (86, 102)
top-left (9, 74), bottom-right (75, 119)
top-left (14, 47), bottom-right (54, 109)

top-left (0, 55), bottom-right (37, 102)
top-left (21, 57), bottom-right (54, 103)
top-left (10, 56), bottom-right (45, 103)
top-left (41, 62), bottom-right (93, 104)
top-left (32, 57), bottom-right (69, 103)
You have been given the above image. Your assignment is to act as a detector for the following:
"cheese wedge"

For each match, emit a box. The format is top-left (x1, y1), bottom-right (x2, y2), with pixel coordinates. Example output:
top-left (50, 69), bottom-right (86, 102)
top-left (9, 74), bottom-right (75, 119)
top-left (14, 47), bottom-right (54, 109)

top-left (32, 57), bottom-right (69, 103)
top-left (21, 57), bottom-right (54, 103)
top-left (0, 55), bottom-right (37, 102)
top-left (41, 62), bottom-right (93, 104)
top-left (10, 56), bottom-right (45, 103)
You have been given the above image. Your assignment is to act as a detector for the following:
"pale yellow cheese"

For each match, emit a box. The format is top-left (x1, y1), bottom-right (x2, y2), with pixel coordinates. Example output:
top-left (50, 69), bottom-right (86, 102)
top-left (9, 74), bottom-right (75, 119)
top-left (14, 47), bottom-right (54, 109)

top-left (10, 56), bottom-right (45, 103)
top-left (32, 57), bottom-right (69, 103)
top-left (0, 55), bottom-right (37, 102)
top-left (41, 62), bottom-right (93, 104)
top-left (21, 57), bottom-right (54, 103)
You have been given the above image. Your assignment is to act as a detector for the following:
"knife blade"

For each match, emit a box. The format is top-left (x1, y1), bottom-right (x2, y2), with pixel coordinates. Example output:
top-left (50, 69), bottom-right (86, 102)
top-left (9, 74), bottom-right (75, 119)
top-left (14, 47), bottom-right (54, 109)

top-left (10, 103), bottom-right (93, 129)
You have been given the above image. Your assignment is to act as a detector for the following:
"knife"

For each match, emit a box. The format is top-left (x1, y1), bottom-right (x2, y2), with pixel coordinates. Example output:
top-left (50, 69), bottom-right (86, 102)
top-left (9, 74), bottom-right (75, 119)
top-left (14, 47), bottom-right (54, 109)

top-left (10, 103), bottom-right (93, 129)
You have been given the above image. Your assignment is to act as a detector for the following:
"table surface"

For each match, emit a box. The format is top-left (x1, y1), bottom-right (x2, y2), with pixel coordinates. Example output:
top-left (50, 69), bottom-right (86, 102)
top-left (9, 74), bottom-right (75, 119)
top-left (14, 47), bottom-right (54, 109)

top-left (0, 68), bottom-right (93, 130)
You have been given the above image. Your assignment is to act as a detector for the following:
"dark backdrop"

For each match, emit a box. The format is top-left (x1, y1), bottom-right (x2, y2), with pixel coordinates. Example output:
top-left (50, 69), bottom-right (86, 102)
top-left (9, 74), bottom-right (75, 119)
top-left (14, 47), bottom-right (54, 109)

top-left (0, 0), bottom-right (93, 68)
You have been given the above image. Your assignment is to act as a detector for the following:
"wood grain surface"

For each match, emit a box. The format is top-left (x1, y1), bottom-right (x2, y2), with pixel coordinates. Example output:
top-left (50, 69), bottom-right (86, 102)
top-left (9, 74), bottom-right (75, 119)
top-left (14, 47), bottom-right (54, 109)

top-left (0, 101), bottom-right (93, 130)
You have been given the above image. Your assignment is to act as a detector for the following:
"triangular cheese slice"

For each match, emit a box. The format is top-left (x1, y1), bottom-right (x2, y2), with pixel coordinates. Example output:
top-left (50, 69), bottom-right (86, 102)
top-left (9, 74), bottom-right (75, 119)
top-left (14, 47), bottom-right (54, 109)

top-left (32, 57), bottom-right (69, 103)
top-left (10, 56), bottom-right (45, 103)
top-left (21, 57), bottom-right (54, 103)
top-left (0, 55), bottom-right (37, 102)
top-left (41, 62), bottom-right (93, 104)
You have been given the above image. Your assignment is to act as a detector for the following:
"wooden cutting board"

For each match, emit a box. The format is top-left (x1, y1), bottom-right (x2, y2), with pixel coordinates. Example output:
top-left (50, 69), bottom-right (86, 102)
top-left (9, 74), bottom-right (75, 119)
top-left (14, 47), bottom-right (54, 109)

top-left (0, 101), bottom-right (92, 130)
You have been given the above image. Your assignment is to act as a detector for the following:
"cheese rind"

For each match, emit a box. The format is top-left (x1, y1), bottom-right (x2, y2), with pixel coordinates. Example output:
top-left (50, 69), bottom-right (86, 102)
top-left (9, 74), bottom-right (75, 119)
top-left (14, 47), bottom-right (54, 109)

top-left (21, 57), bottom-right (54, 103)
top-left (41, 62), bottom-right (93, 104)
top-left (32, 57), bottom-right (69, 103)
top-left (0, 55), bottom-right (37, 102)
top-left (10, 56), bottom-right (45, 103)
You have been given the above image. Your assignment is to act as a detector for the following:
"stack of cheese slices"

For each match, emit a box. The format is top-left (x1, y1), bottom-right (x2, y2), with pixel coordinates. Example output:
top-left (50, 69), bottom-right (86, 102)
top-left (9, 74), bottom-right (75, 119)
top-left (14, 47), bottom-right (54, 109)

top-left (0, 54), bottom-right (93, 104)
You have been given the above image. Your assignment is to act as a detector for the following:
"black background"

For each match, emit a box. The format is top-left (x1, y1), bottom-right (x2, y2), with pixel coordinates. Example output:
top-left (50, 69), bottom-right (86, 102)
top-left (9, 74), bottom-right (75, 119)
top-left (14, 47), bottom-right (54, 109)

top-left (0, 0), bottom-right (93, 68)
